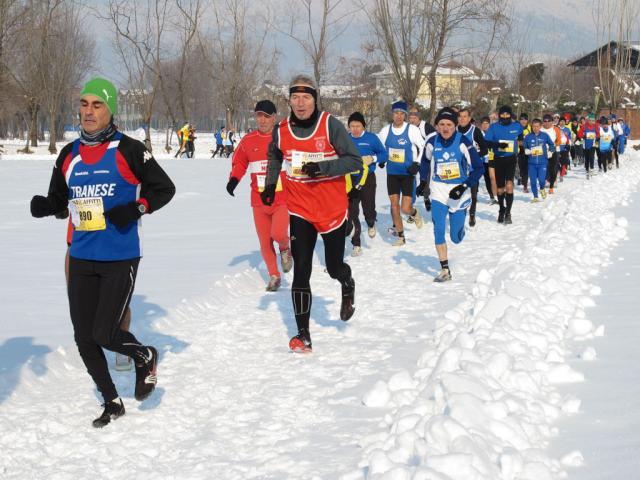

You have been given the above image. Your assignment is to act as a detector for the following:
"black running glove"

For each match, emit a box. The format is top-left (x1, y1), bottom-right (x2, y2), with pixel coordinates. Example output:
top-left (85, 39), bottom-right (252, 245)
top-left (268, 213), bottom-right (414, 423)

top-left (30, 195), bottom-right (56, 218)
top-left (348, 187), bottom-right (360, 200)
top-left (261, 184), bottom-right (276, 206)
top-left (301, 162), bottom-right (321, 178)
top-left (378, 162), bottom-right (386, 169)
top-left (55, 208), bottom-right (69, 220)
top-left (226, 177), bottom-right (239, 196)
top-left (449, 183), bottom-right (468, 200)
top-left (407, 162), bottom-right (420, 176)
top-left (104, 202), bottom-right (142, 229)
top-left (498, 141), bottom-right (510, 149)
top-left (416, 180), bottom-right (428, 197)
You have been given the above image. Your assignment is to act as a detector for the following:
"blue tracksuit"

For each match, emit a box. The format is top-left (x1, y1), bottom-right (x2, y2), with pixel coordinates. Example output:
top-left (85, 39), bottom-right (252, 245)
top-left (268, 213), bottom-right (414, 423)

top-left (349, 130), bottom-right (389, 185)
top-left (421, 131), bottom-right (483, 245)
top-left (615, 123), bottom-right (631, 154)
top-left (524, 131), bottom-right (554, 198)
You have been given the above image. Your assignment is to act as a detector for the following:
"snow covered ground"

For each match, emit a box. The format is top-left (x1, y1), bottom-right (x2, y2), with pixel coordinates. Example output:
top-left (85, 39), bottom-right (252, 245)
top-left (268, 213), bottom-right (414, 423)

top-left (1, 138), bottom-right (639, 480)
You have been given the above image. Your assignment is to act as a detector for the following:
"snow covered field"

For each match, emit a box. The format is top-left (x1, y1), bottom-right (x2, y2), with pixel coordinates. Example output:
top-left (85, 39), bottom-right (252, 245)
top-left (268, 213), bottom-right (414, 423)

top-left (1, 139), bottom-right (639, 479)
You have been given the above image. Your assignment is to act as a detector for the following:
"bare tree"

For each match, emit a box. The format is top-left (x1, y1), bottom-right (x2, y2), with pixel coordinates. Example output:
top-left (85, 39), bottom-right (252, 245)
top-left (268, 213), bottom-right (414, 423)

top-left (593, 0), bottom-right (640, 109)
top-left (106, 0), bottom-right (170, 150)
top-left (200, 0), bottom-right (277, 129)
top-left (272, 0), bottom-right (354, 107)
top-left (365, 0), bottom-right (436, 106)
top-left (39, 2), bottom-right (94, 153)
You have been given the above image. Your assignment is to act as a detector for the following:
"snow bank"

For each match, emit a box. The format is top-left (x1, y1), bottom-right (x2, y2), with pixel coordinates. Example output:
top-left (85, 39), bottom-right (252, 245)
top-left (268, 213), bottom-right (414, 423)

top-left (353, 154), bottom-right (640, 479)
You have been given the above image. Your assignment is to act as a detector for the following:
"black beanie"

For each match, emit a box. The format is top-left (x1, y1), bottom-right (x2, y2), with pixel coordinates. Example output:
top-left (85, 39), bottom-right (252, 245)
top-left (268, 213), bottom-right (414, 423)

top-left (499, 105), bottom-right (513, 116)
top-left (348, 111), bottom-right (366, 127)
top-left (434, 107), bottom-right (458, 125)
top-left (519, 113), bottom-right (528, 120)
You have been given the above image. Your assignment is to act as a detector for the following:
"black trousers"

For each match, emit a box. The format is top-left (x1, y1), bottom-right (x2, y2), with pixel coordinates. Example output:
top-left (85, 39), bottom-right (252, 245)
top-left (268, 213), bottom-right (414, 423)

top-left (600, 150), bottom-right (611, 172)
top-left (584, 148), bottom-right (595, 171)
top-left (212, 144), bottom-right (224, 157)
top-left (470, 184), bottom-right (479, 217)
top-left (518, 152), bottom-right (528, 189)
top-left (290, 215), bottom-right (351, 332)
top-left (547, 153), bottom-right (558, 188)
top-left (68, 256), bottom-right (148, 403)
top-left (348, 173), bottom-right (377, 247)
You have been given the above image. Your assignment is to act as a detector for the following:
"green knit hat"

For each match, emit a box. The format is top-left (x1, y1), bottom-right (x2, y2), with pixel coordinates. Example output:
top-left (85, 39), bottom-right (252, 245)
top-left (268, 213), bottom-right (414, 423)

top-left (80, 77), bottom-right (117, 115)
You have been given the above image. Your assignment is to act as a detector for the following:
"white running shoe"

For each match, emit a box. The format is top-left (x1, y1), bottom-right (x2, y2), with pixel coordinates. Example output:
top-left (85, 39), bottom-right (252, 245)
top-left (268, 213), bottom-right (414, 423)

top-left (392, 236), bottom-right (406, 246)
top-left (433, 268), bottom-right (452, 282)
top-left (351, 246), bottom-right (363, 257)
top-left (411, 210), bottom-right (424, 229)
top-left (367, 226), bottom-right (376, 238)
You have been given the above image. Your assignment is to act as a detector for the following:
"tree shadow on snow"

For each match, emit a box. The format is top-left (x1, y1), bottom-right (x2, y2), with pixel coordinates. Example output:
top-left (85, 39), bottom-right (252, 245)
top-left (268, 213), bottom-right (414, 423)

top-left (228, 250), bottom-right (269, 281)
top-left (0, 337), bottom-right (52, 404)
top-left (258, 283), bottom-right (347, 339)
top-left (393, 250), bottom-right (441, 276)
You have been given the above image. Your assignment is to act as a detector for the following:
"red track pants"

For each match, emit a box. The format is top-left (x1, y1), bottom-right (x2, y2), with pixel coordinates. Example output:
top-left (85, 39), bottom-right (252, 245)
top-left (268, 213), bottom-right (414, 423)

top-left (252, 204), bottom-right (290, 277)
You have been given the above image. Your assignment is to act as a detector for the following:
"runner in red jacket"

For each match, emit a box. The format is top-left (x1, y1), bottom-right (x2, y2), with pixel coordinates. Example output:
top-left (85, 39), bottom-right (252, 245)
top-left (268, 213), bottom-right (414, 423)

top-left (226, 100), bottom-right (292, 291)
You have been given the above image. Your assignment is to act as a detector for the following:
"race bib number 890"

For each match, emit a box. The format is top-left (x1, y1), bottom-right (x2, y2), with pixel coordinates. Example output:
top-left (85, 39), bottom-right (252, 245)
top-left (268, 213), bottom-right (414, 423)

top-left (70, 197), bottom-right (106, 231)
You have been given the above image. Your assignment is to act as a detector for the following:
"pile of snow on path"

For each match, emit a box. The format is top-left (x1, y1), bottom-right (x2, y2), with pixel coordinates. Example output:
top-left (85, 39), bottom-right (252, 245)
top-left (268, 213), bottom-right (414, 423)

top-left (354, 156), bottom-right (639, 480)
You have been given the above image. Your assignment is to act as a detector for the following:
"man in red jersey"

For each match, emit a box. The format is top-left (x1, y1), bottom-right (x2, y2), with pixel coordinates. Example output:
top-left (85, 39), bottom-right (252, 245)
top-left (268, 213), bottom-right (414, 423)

top-left (262, 74), bottom-right (362, 353)
top-left (226, 100), bottom-right (292, 291)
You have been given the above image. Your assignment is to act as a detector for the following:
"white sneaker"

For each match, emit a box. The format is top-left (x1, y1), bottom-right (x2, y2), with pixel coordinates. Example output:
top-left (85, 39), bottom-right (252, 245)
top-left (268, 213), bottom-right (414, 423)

top-left (531, 197), bottom-right (540, 203)
top-left (367, 226), bottom-right (376, 238)
top-left (115, 353), bottom-right (132, 371)
top-left (387, 226), bottom-right (398, 237)
top-left (351, 246), bottom-right (362, 257)
top-left (433, 268), bottom-right (452, 282)
top-left (392, 236), bottom-right (406, 246)
top-left (411, 209), bottom-right (424, 229)
top-left (266, 275), bottom-right (281, 292)
top-left (540, 189), bottom-right (547, 199)
top-left (280, 249), bottom-right (293, 273)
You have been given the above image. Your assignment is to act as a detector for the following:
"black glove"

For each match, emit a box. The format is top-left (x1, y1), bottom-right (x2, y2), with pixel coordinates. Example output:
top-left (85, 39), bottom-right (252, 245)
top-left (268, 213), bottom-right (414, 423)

top-left (348, 187), bottom-right (360, 200)
top-left (378, 162), bottom-right (385, 169)
top-left (301, 162), bottom-right (321, 178)
top-left (260, 184), bottom-right (276, 206)
top-left (498, 141), bottom-right (510, 149)
top-left (30, 195), bottom-right (56, 218)
top-left (416, 180), bottom-right (428, 197)
top-left (226, 177), bottom-right (239, 196)
top-left (55, 208), bottom-right (69, 220)
top-left (407, 162), bottom-right (420, 176)
top-left (449, 183), bottom-right (468, 200)
top-left (104, 202), bottom-right (142, 229)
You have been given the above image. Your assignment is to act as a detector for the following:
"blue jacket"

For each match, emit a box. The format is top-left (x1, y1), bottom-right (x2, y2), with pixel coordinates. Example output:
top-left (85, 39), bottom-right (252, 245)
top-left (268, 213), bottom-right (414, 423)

top-left (420, 131), bottom-right (484, 187)
top-left (484, 120), bottom-right (524, 158)
top-left (349, 130), bottom-right (389, 176)
top-left (523, 131), bottom-right (555, 165)
top-left (215, 130), bottom-right (223, 145)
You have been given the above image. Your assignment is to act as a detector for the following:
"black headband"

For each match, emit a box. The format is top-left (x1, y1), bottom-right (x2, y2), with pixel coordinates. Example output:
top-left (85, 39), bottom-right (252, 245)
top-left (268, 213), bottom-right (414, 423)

top-left (289, 85), bottom-right (318, 100)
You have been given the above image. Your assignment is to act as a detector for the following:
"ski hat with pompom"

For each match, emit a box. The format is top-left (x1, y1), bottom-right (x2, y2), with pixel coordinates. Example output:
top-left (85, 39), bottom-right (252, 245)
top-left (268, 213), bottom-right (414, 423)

top-left (80, 77), bottom-right (118, 115)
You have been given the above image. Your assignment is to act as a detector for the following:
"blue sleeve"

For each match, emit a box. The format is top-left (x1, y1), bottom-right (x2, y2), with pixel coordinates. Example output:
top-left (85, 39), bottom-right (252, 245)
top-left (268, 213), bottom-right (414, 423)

top-left (371, 133), bottom-right (389, 164)
top-left (419, 140), bottom-right (432, 181)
